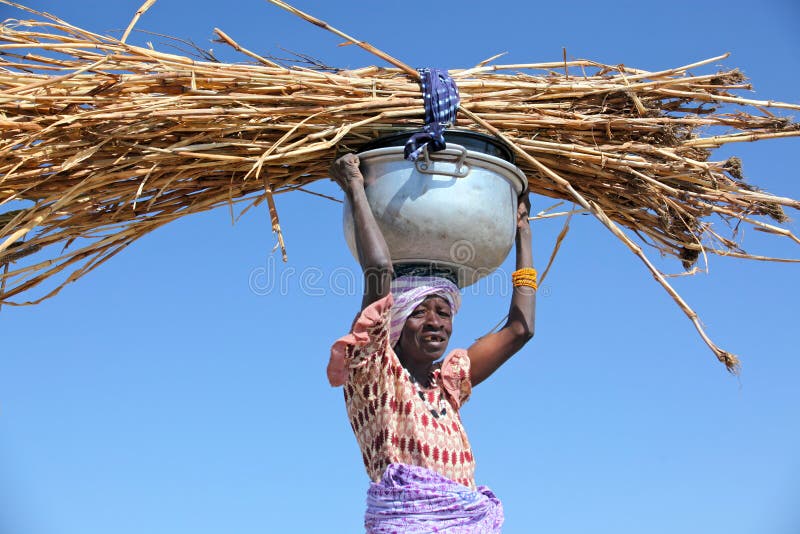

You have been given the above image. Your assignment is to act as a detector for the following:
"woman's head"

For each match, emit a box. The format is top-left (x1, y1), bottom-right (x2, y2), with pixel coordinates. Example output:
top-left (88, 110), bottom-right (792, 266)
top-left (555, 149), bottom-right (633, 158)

top-left (389, 275), bottom-right (461, 364)
top-left (396, 295), bottom-right (453, 364)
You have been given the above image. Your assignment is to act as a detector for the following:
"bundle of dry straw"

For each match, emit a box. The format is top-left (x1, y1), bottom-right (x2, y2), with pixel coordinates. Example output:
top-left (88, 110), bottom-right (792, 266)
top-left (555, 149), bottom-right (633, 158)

top-left (1, 0), bottom-right (799, 370)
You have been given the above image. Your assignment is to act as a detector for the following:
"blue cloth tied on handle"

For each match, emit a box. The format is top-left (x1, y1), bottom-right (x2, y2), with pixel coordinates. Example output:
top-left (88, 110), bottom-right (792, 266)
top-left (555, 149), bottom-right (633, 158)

top-left (404, 68), bottom-right (460, 161)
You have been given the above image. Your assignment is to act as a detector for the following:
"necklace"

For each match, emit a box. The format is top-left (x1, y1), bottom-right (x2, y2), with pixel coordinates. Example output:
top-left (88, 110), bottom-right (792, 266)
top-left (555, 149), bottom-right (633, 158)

top-left (407, 370), bottom-right (448, 419)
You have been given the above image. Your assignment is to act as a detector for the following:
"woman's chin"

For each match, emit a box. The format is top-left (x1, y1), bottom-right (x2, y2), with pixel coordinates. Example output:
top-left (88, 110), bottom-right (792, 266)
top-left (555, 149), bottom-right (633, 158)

top-left (420, 341), bottom-right (448, 360)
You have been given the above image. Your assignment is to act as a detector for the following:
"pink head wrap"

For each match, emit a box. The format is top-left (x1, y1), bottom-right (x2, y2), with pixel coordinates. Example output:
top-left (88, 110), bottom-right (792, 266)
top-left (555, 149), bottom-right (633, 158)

top-left (388, 275), bottom-right (461, 347)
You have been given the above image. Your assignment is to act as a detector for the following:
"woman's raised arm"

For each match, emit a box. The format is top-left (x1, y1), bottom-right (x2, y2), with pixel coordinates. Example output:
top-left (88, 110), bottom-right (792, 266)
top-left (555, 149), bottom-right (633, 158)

top-left (330, 154), bottom-right (394, 309)
top-left (466, 192), bottom-right (536, 386)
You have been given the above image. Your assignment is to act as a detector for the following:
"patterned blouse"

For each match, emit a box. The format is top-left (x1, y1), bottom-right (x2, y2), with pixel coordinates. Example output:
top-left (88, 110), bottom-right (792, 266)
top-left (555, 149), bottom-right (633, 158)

top-left (329, 294), bottom-right (476, 489)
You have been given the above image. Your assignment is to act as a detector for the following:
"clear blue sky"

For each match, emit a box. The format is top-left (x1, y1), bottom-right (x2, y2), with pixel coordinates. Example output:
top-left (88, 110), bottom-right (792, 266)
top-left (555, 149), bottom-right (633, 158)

top-left (2, 1), bottom-right (799, 533)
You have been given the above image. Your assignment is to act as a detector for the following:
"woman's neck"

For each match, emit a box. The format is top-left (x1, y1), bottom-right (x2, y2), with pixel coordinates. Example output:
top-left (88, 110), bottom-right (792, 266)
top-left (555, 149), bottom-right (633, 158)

top-left (396, 347), bottom-right (434, 386)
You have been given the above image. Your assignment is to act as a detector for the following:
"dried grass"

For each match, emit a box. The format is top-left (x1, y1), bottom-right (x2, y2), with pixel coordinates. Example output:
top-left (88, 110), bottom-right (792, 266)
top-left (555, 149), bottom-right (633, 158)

top-left (2, 0), bottom-right (799, 371)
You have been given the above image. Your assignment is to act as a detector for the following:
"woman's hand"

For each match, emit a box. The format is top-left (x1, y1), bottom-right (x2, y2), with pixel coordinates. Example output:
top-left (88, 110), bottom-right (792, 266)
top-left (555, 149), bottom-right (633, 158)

top-left (517, 189), bottom-right (531, 234)
top-left (330, 153), bottom-right (364, 195)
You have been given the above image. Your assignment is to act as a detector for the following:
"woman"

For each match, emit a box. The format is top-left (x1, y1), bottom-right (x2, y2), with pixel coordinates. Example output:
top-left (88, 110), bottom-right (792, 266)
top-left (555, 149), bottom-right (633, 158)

top-left (328, 152), bottom-right (536, 533)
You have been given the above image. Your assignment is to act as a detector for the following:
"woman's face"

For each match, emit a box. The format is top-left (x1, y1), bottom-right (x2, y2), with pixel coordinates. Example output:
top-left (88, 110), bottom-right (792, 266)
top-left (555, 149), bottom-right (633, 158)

top-left (397, 295), bottom-right (453, 364)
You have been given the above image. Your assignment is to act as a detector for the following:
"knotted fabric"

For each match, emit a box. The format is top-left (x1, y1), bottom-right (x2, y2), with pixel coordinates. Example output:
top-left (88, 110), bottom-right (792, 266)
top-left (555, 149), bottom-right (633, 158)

top-left (365, 463), bottom-right (504, 533)
top-left (389, 275), bottom-right (461, 347)
top-left (404, 68), bottom-right (461, 161)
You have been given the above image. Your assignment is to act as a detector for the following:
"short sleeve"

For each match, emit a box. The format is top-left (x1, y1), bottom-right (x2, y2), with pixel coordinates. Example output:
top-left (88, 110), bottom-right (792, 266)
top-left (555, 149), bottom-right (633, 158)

top-left (327, 294), bottom-right (393, 387)
top-left (440, 349), bottom-right (472, 409)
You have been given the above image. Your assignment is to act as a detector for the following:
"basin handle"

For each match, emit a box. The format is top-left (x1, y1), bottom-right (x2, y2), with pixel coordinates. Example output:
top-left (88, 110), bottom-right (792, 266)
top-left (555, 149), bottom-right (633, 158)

top-left (415, 144), bottom-right (470, 178)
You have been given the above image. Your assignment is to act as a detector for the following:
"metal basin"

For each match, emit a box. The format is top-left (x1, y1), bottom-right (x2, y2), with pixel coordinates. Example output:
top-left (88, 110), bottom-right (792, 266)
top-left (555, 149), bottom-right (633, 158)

top-left (344, 133), bottom-right (527, 288)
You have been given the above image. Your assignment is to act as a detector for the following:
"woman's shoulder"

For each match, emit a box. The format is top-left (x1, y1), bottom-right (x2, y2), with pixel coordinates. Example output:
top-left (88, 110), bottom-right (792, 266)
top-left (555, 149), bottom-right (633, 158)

top-left (328, 294), bottom-right (394, 387)
top-left (440, 348), bottom-right (470, 371)
top-left (438, 349), bottom-right (472, 408)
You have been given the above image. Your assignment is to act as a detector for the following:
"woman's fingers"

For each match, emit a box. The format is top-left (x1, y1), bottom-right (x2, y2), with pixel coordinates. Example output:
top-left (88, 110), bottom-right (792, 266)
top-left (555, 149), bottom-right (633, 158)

top-left (330, 153), bottom-right (365, 192)
top-left (517, 192), bottom-right (531, 229)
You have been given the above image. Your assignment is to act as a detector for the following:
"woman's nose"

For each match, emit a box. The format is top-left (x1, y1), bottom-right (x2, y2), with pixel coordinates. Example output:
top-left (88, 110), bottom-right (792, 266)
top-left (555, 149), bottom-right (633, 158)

top-left (424, 310), bottom-right (443, 328)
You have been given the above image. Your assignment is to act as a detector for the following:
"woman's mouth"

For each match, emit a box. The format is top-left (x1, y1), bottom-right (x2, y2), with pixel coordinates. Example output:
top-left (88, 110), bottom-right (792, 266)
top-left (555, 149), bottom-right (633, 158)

top-left (421, 334), bottom-right (446, 343)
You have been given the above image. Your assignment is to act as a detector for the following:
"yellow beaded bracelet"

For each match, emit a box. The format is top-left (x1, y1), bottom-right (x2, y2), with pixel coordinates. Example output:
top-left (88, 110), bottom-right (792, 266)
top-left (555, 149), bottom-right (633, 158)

top-left (512, 268), bottom-right (538, 290)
